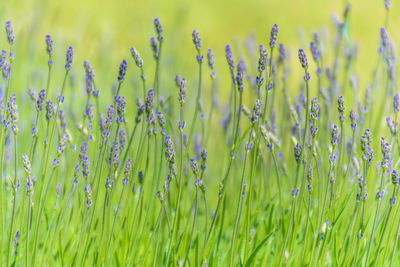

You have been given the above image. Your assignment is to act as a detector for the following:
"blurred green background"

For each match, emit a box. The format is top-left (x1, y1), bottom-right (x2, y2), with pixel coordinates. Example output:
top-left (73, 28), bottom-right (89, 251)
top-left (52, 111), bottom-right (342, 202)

top-left (0, 0), bottom-right (397, 94)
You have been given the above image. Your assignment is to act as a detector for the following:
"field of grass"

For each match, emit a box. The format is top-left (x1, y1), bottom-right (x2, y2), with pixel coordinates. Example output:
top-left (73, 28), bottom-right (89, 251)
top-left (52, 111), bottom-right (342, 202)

top-left (0, 0), bottom-right (400, 266)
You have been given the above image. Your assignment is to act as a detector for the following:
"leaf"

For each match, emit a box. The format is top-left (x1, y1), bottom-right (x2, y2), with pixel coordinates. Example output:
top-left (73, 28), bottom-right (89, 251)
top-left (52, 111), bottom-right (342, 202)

top-left (244, 230), bottom-right (275, 267)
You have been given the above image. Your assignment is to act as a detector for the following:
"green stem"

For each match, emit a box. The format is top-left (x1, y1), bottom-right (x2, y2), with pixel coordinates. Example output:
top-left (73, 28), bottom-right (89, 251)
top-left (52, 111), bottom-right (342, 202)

top-left (6, 134), bottom-right (17, 267)
top-left (373, 186), bottom-right (397, 267)
top-left (229, 129), bottom-right (252, 266)
top-left (364, 171), bottom-right (385, 267)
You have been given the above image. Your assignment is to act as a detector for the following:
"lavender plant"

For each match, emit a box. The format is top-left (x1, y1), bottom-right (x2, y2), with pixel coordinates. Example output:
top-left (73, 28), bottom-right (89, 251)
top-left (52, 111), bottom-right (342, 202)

top-left (1, 3), bottom-right (400, 266)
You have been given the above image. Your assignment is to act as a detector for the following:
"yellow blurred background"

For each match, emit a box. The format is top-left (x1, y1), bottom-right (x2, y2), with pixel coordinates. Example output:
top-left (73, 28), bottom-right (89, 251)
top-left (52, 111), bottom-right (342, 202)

top-left (0, 0), bottom-right (397, 96)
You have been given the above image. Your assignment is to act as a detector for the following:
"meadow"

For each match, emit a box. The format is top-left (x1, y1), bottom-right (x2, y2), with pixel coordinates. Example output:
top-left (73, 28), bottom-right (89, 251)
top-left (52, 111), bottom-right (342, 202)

top-left (0, 0), bottom-right (400, 266)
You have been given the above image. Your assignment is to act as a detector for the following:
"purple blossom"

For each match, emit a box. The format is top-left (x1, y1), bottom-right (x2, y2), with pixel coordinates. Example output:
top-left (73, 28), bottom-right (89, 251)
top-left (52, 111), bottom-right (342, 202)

top-left (5, 21), bottom-right (15, 45)
top-left (36, 89), bottom-right (46, 111)
top-left (117, 59), bottom-right (128, 82)
top-left (331, 124), bottom-right (339, 149)
top-left (192, 29), bottom-right (202, 51)
top-left (65, 46), bottom-right (73, 70)
top-left (101, 104), bottom-right (114, 140)
top-left (394, 93), bottom-right (399, 113)
top-left (45, 34), bottom-right (54, 57)
top-left (84, 60), bottom-right (95, 95)
top-left (164, 135), bottom-right (176, 165)
top-left (392, 169), bottom-right (399, 185)
top-left (337, 96), bottom-right (345, 123)
top-left (269, 23), bottom-right (279, 48)
top-left (278, 43), bottom-right (287, 63)
top-left (109, 142), bottom-right (120, 169)
top-left (207, 48), bottom-right (215, 69)
top-left (45, 100), bottom-right (53, 121)
top-left (150, 37), bottom-right (159, 59)
top-left (153, 17), bottom-right (163, 42)
top-left (119, 129), bottom-right (126, 150)
top-left (294, 143), bottom-right (302, 164)
top-left (5, 94), bottom-right (18, 134)
top-left (176, 75), bottom-right (187, 106)
top-left (22, 153), bottom-right (32, 174)
top-left (250, 99), bottom-right (262, 123)
top-left (130, 47), bottom-right (143, 68)
top-left (298, 49), bottom-right (308, 70)
top-left (114, 95), bottom-right (126, 124)
top-left (225, 44), bottom-right (235, 71)
top-left (310, 41), bottom-right (320, 62)
top-left (350, 110), bottom-right (357, 130)
top-left (84, 183), bottom-right (92, 207)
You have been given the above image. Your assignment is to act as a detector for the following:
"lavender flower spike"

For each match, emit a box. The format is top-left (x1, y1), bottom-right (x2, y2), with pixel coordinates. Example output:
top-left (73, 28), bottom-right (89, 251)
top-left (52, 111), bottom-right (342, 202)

top-left (130, 47), bottom-right (143, 68)
top-left (65, 46), bottom-right (74, 70)
top-left (22, 153), bottom-right (32, 175)
top-left (337, 96), bottom-right (345, 123)
top-left (350, 110), bottom-right (357, 130)
top-left (45, 34), bottom-right (54, 56)
top-left (5, 94), bottom-right (18, 135)
top-left (294, 143), bottom-right (302, 164)
top-left (176, 75), bottom-right (188, 106)
top-left (117, 59), bottom-right (128, 82)
top-left (192, 29), bottom-right (202, 51)
top-left (207, 48), bottom-right (216, 79)
top-left (269, 23), bottom-right (279, 48)
top-left (5, 21), bottom-right (15, 45)
top-left (225, 44), bottom-right (235, 71)
top-left (298, 49), bottom-right (310, 80)
top-left (394, 93), bottom-right (399, 113)
top-left (45, 100), bottom-right (54, 122)
top-left (310, 41), bottom-right (320, 62)
top-left (114, 95), bottom-right (126, 124)
top-left (298, 49), bottom-right (308, 70)
top-left (154, 17), bottom-right (163, 42)
top-left (192, 29), bottom-right (203, 63)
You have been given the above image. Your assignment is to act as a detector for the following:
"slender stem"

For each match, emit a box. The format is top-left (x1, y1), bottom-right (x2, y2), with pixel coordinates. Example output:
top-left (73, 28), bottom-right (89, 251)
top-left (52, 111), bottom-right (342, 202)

top-left (26, 192), bottom-right (32, 267)
top-left (230, 129), bottom-right (252, 266)
top-left (31, 70), bottom-right (69, 265)
top-left (373, 186), bottom-right (398, 267)
top-left (6, 135), bottom-right (17, 267)
top-left (302, 193), bottom-right (312, 264)
top-left (188, 58), bottom-right (203, 149)
top-left (364, 171), bottom-right (386, 267)
top-left (184, 188), bottom-right (199, 264)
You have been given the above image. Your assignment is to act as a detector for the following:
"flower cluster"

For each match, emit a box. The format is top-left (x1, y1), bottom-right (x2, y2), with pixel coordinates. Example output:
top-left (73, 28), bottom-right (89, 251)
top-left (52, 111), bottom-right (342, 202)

top-left (269, 23), bottom-right (279, 48)
top-left (331, 124), bottom-right (339, 150)
top-left (337, 96), bottom-right (345, 123)
top-left (65, 46), bottom-right (74, 70)
top-left (123, 158), bottom-right (132, 185)
top-left (117, 59), bottom-right (128, 82)
top-left (130, 47), bottom-right (143, 68)
top-left (5, 94), bottom-right (19, 134)
top-left (225, 44), bottom-right (235, 72)
top-left (45, 34), bottom-right (54, 65)
top-left (207, 48), bottom-right (216, 79)
top-left (192, 29), bottom-right (203, 63)
top-left (84, 60), bottom-right (95, 96)
top-left (361, 129), bottom-right (374, 165)
top-left (250, 99), bottom-right (262, 123)
top-left (298, 49), bottom-right (310, 81)
top-left (176, 75), bottom-right (187, 106)
top-left (5, 21), bottom-right (15, 45)
top-left (350, 110), bottom-right (357, 130)
top-left (380, 137), bottom-right (392, 171)
top-left (114, 95), bottom-right (127, 124)
top-left (310, 97), bottom-right (320, 138)
top-left (80, 142), bottom-right (90, 178)
top-left (294, 143), bottom-right (302, 164)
